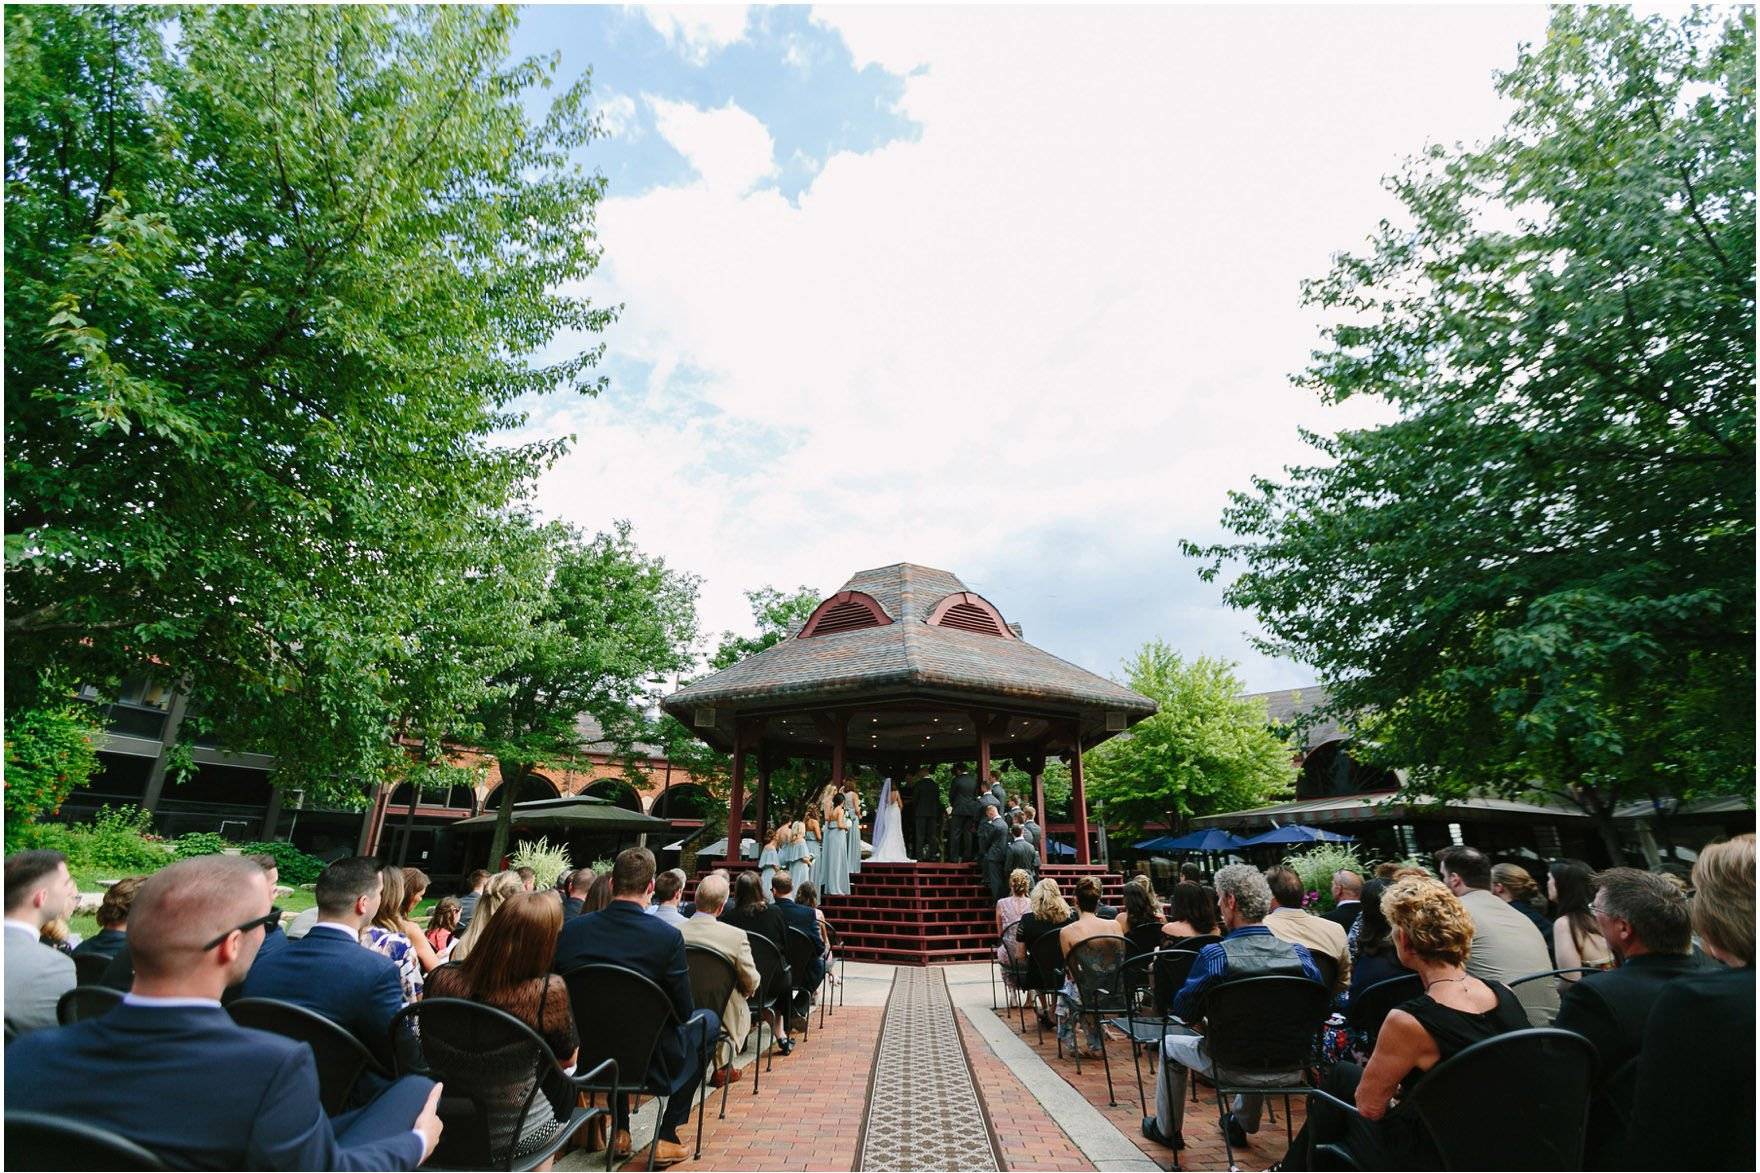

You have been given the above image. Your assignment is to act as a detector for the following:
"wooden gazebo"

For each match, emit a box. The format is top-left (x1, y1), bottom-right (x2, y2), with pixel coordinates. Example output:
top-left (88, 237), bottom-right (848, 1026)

top-left (662, 562), bottom-right (1157, 864)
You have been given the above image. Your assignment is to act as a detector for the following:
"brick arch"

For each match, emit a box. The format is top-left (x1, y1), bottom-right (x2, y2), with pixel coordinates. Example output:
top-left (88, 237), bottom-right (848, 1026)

top-left (648, 782), bottom-right (716, 820)
top-left (583, 777), bottom-right (643, 812)
top-left (482, 772), bottom-right (561, 809)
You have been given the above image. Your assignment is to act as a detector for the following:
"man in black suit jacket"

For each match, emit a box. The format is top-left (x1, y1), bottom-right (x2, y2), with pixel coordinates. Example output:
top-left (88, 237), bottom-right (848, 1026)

top-left (949, 763), bottom-right (981, 862)
top-left (242, 856), bottom-right (408, 1069)
top-left (909, 768), bottom-right (942, 861)
top-left (1004, 823), bottom-right (1039, 891)
top-left (772, 872), bottom-right (827, 1010)
top-left (553, 847), bottom-right (718, 1167)
top-left (8, 855), bottom-right (441, 1170)
top-left (1324, 870), bottom-right (1364, 932)
top-left (978, 804), bottom-right (1010, 899)
top-left (1554, 867), bottom-right (1701, 1168)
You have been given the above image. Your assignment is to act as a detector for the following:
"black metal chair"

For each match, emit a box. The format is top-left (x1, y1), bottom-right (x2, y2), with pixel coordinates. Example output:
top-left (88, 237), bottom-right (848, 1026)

top-left (684, 944), bottom-right (740, 1121)
top-left (822, 919), bottom-right (846, 1010)
top-left (1198, 974), bottom-right (1334, 1170)
top-left (57, 984), bottom-right (124, 1025)
top-left (5, 1110), bottom-right (166, 1171)
top-left (782, 925), bottom-right (827, 1036)
top-left (1125, 922), bottom-right (1167, 958)
top-left (1110, 947), bottom-right (1206, 1115)
top-left (390, 997), bottom-right (616, 1172)
top-left (1342, 972), bottom-right (1424, 1046)
top-left (1313, 950), bottom-right (1341, 995)
top-left (1307, 1028), bottom-right (1596, 1170)
top-left (744, 932), bottom-right (791, 1094)
top-left (73, 952), bottom-right (112, 986)
top-left (229, 997), bottom-right (392, 1116)
top-left (1060, 935), bottom-right (1131, 1104)
top-left (559, 964), bottom-right (715, 1163)
top-left (992, 921), bottom-right (1033, 1025)
top-left (1507, 966), bottom-right (1604, 987)
top-left (1025, 930), bottom-right (1068, 1043)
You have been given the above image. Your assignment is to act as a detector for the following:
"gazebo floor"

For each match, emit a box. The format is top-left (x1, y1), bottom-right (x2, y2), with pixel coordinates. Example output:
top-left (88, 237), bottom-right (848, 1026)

top-left (691, 861), bottom-right (1124, 965)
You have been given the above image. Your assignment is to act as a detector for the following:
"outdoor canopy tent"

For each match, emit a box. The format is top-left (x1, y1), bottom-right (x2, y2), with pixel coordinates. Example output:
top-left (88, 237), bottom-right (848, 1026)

top-left (1234, 824), bottom-right (1355, 847)
top-left (452, 795), bottom-right (674, 835)
top-left (1133, 828), bottom-right (1247, 853)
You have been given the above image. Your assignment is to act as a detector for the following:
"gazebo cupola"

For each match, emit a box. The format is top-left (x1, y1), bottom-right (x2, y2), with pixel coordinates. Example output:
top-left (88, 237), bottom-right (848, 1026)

top-left (662, 562), bottom-right (1157, 862)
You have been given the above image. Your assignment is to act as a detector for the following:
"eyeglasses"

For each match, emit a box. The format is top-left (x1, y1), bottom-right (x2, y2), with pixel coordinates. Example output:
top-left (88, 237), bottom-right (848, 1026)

top-left (1589, 901), bottom-right (1619, 919)
top-left (202, 906), bottom-right (283, 951)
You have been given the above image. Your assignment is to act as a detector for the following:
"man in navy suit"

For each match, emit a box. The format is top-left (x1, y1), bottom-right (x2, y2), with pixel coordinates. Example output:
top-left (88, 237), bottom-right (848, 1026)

top-left (554, 847), bottom-right (718, 1167)
top-left (242, 855), bottom-right (408, 1068)
top-left (7, 855), bottom-right (442, 1170)
top-left (771, 871), bottom-right (827, 1012)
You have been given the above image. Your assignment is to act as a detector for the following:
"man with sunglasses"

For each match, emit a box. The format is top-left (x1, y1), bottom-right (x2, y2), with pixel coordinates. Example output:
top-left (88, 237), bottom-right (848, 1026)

top-left (7, 854), bottom-right (444, 1169)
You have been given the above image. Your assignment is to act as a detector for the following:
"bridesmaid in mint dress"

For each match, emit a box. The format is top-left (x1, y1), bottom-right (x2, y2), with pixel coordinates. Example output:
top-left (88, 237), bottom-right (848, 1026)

top-left (758, 826), bottom-right (783, 902)
top-left (844, 782), bottom-right (863, 879)
top-left (823, 796), bottom-right (851, 896)
top-left (792, 817), bottom-right (816, 893)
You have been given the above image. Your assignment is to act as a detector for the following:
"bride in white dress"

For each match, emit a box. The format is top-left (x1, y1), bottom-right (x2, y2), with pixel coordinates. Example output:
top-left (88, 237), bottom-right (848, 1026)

top-left (868, 776), bottom-right (913, 863)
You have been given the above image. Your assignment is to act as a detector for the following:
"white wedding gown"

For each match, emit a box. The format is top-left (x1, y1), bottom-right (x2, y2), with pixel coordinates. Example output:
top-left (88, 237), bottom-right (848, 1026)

top-left (868, 778), bottom-right (913, 862)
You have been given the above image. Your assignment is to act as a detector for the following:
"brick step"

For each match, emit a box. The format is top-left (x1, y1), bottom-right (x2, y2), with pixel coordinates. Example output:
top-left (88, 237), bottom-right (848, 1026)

top-left (837, 944), bottom-right (993, 964)
top-left (824, 904), bottom-right (994, 919)
top-left (833, 925), bottom-right (996, 943)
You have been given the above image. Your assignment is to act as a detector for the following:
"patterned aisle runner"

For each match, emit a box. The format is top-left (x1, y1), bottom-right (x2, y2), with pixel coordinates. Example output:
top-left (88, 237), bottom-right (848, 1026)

top-left (856, 967), bottom-right (1002, 1171)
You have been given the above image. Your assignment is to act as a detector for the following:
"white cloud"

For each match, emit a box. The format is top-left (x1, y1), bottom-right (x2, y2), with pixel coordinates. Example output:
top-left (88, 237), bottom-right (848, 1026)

top-left (540, 7), bottom-right (1551, 687)
top-left (596, 92), bottom-right (639, 140)
top-left (640, 5), bottom-right (751, 65)
top-left (647, 96), bottom-right (776, 194)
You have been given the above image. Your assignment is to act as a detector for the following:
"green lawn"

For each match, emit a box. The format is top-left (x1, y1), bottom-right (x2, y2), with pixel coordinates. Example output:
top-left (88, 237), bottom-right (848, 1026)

top-left (67, 874), bottom-right (433, 943)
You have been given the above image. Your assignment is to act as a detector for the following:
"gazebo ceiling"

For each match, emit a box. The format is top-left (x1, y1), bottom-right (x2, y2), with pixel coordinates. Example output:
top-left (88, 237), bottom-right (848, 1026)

top-left (664, 563), bottom-right (1156, 756)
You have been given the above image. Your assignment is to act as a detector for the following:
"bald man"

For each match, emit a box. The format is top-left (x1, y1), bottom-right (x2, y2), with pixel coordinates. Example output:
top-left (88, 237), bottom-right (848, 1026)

top-left (7, 855), bottom-right (443, 1170)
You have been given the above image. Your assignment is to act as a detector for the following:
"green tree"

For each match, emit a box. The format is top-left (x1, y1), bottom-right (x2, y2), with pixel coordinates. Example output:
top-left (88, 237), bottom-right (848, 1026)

top-left (1185, 8), bottom-right (1754, 860)
top-left (474, 521), bottom-right (700, 867)
top-left (1084, 642), bottom-right (1295, 833)
top-left (4, 6), bottom-right (611, 803)
top-left (3, 692), bottom-right (103, 828)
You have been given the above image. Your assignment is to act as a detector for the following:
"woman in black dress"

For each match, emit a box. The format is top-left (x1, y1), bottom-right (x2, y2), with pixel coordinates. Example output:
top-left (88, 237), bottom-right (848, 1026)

top-left (1282, 875), bottom-right (1529, 1169)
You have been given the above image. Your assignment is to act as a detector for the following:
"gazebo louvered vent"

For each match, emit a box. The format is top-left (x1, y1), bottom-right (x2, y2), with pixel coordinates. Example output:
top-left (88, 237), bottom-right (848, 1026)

top-left (937, 601), bottom-right (1005, 636)
top-left (815, 600), bottom-right (879, 633)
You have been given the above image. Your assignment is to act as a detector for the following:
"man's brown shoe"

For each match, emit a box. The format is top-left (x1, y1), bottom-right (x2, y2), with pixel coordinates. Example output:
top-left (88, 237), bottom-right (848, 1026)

top-left (613, 1129), bottom-right (634, 1157)
top-left (652, 1139), bottom-right (690, 1166)
top-left (709, 1065), bottom-right (744, 1087)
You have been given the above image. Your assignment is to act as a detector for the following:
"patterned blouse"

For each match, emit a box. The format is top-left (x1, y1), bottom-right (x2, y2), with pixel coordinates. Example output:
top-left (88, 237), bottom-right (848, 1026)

top-left (362, 925), bottom-right (423, 1003)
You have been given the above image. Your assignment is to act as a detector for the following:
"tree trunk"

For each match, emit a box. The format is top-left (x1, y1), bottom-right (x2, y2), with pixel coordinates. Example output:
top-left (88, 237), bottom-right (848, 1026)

top-left (488, 759), bottom-right (530, 871)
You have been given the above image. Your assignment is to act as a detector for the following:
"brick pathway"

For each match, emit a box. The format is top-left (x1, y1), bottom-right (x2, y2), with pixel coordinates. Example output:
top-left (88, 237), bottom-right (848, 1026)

top-left (957, 1009), bottom-right (1094, 1171)
top-left (989, 1007), bottom-right (1305, 1172)
top-left (599, 1004), bottom-right (884, 1173)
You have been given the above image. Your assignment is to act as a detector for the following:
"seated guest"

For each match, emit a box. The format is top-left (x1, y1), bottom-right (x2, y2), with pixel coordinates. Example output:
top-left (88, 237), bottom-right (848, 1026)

top-left (4, 849), bottom-right (78, 1035)
top-left (1020, 877), bottom-right (1075, 1026)
top-left (1164, 880), bottom-right (1219, 940)
top-left (773, 872), bottom-right (827, 1010)
top-left (1264, 865), bottom-right (1352, 993)
top-left (247, 854), bottom-right (290, 964)
top-left (561, 869), bottom-right (591, 919)
top-left (1549, 858), bottom-right (1614, 983)
top-left (1553, 867), bottom-right (1698, 1169)
top-left (995, 868), bottom-right (1033, 968)
top-left (553, 848), bottom-right (718, 1167)
top-left (1490, 862), bottom-right (1555, 961)
top-left (1325, 870), bottom-right (1364, 932)
top-left (456, 869), bottom-right (491, 932)
top-left (1279, 876), bottom-right (1529, 1169)
top-left (1143, 864), bottom-right (1321, 1152)
top-left (1116, 876), bottom-right (1165, 936)
top-left (1627, 835), bottom-right (1755, 1173)
top-left (516, 866), bottom-right (536, 891)
top-left (1057, 876), bottom-right (1125, 1056)
top-left (582, 873), bottom-right (613, 916)
top-left (73, 875), bottom-right (143, 965)
top-left (450, 871), bottom-right (524, 963)
top-left (427, 891), bottom-right (580, 1161)
top-left (794, 881), bottom-right (838, 984)
top-left (648, 868), bottom-right (689, 928)
top-left (1178, 862), bottom-right (1202, 885)
top-left (7, 855), bottom-right (443, 1169)
top-left (40, 915), bottom-right (78, 955)
top-left (242, 856), bottom-right (407, 1068)
top-left (425, 896), bottom-right (462, 955)
top-left (678, 873), bottom-right (759, 1084)
top-left (1344, 880), bottom-right (1414, 1002)
top-left (720, 869), bottom-right (802, 1046)
top-left (101, 853), bottom-right (288, 993)
top-left (364, 863), bottom-right (424, 1003)
top-left (398, 867), bottom-right (440, 973)
top-left (1436, 845), bottom-right (1557, 1025)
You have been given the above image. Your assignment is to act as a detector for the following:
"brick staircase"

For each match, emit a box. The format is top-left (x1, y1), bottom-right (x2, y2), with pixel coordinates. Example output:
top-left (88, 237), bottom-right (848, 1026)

top-left (689, 859), bottom-right (1125, 966)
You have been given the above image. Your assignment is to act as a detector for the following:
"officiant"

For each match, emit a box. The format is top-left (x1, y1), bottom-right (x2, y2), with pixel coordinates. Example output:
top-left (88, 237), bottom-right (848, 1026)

top-left (909, 767), bottom-right (942, 861)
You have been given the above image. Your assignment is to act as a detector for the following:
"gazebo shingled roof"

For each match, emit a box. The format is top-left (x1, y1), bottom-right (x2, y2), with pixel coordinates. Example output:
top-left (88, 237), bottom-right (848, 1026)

top-left (663, 562), bottom-right (1157, 865)
top-left (665, 563), bottom-right (1155, 751)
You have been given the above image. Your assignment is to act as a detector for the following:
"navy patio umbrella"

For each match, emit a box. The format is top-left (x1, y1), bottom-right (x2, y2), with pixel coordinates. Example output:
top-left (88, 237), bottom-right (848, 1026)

top-left (1145, 828), bottom-right (1248, 853)
top-left (1045, 836), bottom-right (1078, 859)
top-left (1234, 824), bottom-right (1355, 847)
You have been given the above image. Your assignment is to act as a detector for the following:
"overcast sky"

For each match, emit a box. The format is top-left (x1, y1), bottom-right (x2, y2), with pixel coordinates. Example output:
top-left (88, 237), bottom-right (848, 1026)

top-left (504, 4), bottom-right (1551, 693)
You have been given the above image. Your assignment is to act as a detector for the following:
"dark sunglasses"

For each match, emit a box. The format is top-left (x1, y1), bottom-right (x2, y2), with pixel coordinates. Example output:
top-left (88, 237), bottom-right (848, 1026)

top-left (203, 906), bottom-right (283, 951)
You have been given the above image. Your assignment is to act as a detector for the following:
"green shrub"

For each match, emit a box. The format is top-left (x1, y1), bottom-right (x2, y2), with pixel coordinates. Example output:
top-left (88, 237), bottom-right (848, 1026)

top-left (173, 831), bottom-right (230, 859)
top-left (4, 819), bottom-right (79, 857)
top-left (238, 840), bottom-right (325, 885)
top-left (76, 805), bottom-right (174, 873)
top-left (509, 837), bottom-right (572, 890)
top-left (4, 701), bottom-right (102, 824)
top-left (1282, 843), bottom-right (1366, 913)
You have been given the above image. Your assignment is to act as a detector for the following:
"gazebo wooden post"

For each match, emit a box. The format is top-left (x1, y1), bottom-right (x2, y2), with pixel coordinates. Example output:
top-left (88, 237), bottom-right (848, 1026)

top-left (1070, 721), bottom-right (1092, 865)
top-left (975, 710), bottom-right (992, 796)
top-left (1028, 751), bottom-right (1048, 864)
top-left (830, 714), bottom-right (848, 790)
top-left (755, 747), bottom-right (772, 841)
top-left (727, 726), bottom-right (749, 863)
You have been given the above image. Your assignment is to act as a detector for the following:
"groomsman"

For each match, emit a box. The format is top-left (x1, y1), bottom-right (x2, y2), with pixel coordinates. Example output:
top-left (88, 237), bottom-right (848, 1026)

top-left (1022, 806), bottom-right (1042, 851)
top-left (978, 803), bottom-right (1010, 899)
top-left (909, 768), bottom-right (942, 862)
top-left (1004, 824), bottom-right (1039, 891)
top-left (987, 772), bottom-right (1009, 816)
top-left (949, 763), bottom-right (981, 862)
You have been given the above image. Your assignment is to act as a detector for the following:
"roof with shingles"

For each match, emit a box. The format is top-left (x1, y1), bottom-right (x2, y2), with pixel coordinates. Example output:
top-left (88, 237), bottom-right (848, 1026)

top-left (664, 563), bottom-right (1155, 732)
top-left (1242, 686), bottom-right (1344, 750)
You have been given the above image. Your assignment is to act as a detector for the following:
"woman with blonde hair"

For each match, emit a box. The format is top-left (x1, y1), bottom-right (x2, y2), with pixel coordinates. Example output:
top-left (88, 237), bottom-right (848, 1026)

top-left (1489, 861), bottom-right (1554, 958)
top-left (994, 868), bottom-right (1033, 968)
top-left (448, 870), bottom-right (524, 964)
top-left (1626, 835), bottom-right (1754, 1171)
top-left (1280, 875), bottom-right (1529, 1169)
top-left (1016, 877), bottom-right (1075, 1030)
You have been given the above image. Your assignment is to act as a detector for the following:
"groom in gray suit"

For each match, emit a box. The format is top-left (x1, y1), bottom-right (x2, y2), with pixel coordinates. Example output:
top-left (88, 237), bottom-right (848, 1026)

top-left (5, 850), bottom-right (79, 1036)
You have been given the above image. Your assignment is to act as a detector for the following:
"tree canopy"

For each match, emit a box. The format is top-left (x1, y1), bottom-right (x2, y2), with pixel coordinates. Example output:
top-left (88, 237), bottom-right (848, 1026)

top-left (4, 6), bottom-right (613, 801)
top-left (1185, 8), bottom-right (1754, 857)
top-left (1083, 642), bottom-right (1295, 833)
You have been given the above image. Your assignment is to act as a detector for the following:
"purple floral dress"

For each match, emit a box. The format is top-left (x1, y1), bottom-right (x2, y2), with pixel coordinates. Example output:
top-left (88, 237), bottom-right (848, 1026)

top-left (363, 926), bottom-right (423, 1003)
